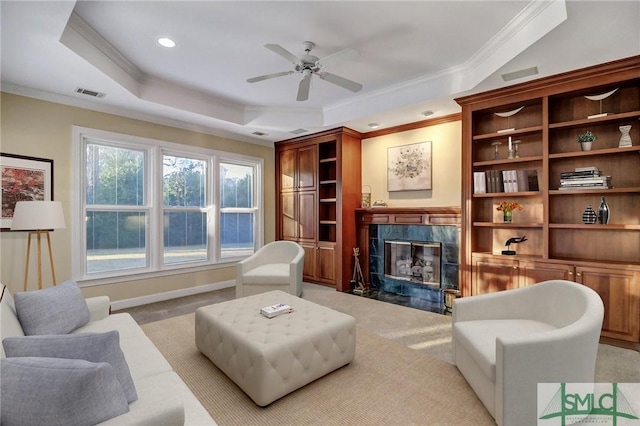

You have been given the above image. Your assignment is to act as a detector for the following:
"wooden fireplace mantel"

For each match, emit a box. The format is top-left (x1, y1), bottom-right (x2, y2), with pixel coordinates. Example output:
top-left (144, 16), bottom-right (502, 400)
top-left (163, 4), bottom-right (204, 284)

top-left (355, 206), bottom-right (461, 226)
top-left (352, 207), bottom-right (462, 292)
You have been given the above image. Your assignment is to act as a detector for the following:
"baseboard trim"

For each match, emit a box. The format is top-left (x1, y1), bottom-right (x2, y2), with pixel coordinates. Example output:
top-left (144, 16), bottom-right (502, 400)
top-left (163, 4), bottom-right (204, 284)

top-left (110, 280), bottom-right (235, 311)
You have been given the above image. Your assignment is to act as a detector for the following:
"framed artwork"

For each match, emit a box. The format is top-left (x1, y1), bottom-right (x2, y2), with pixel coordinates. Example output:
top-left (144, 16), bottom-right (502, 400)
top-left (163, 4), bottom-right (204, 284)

top-left (1, 153), bottom-right (54, 230)
top-left (387, 141), bottom-right (432, 191)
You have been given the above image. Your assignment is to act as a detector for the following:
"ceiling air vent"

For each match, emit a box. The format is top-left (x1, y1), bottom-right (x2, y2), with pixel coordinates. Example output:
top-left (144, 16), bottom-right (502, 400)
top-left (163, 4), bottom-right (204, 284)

top-left (501, 66), bottom-right (539, 82)
top-left (290, 128), bottom-right (308, 135)
top-left (252, 131), bottom-right (268, 136)
top-left (75, 87), bottom-right (106, 98)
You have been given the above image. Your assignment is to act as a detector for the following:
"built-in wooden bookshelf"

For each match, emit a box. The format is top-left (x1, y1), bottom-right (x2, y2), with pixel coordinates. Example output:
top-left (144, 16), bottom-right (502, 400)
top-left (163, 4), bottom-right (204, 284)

top-left (276, 128), bottom-right (362, 291)
top-left (456, 56), bottom-right (640, 348)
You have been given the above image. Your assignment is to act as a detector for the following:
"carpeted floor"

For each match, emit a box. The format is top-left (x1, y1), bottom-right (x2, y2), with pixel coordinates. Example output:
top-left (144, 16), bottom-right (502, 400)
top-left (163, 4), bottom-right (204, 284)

top-left (122, 282), bottom-right (640, 383)
top-left (141, 312), bottom-right (495, 425)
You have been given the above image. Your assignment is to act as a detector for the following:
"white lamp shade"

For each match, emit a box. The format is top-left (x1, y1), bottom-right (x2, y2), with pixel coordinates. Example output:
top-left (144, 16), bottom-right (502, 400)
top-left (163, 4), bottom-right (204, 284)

top-left (10, 201), bottom-right (66, 231)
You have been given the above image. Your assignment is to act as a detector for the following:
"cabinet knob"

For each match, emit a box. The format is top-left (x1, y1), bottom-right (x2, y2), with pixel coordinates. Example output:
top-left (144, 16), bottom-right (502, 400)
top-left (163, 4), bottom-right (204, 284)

top-left (568, 271), bottom-right (573, 276)
top-left (513, 265), bottom-right (518, 270)
top-left (576, 272), bottom-right (582, 278)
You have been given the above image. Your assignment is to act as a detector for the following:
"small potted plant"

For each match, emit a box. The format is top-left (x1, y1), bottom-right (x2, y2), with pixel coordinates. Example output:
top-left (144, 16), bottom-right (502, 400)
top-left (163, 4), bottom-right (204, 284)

top-left (577, 131), bottom-right (597, 151)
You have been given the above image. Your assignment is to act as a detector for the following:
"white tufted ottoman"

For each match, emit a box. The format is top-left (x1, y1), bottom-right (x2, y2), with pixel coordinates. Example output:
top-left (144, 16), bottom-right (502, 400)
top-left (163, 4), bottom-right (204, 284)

top-left (195, 290), bottom-right (356, 406)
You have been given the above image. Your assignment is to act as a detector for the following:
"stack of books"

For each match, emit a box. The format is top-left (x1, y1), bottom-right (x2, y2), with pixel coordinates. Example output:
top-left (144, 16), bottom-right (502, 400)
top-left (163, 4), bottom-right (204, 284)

top-left (260, 303), bottom-right (294, 319)
top-left (559, 167), bottom-right (612, 190)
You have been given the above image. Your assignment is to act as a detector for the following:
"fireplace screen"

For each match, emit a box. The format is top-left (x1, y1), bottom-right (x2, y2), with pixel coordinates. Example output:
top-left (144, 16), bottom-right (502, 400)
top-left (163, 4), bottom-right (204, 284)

top-left (384, 240), bottom-right (441, 286)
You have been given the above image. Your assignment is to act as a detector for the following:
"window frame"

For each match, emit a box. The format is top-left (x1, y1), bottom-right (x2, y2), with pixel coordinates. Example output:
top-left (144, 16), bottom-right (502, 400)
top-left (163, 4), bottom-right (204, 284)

top-left (72, 126), bottom-right (264, 285)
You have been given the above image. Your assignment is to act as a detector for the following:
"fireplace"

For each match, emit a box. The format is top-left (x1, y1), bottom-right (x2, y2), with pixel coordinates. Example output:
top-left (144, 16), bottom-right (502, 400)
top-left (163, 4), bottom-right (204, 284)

top-left (384, 240), bottom-right (441, 286)
top-left (354, 207), bottom-right (461, 314)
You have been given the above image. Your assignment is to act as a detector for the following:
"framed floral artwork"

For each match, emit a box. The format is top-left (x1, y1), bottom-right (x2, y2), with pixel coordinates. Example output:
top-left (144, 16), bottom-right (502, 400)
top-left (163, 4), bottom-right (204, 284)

top-left (1, 153), bottom-right (54, 230)
top-left (387, 141), bottom-right (432, 191)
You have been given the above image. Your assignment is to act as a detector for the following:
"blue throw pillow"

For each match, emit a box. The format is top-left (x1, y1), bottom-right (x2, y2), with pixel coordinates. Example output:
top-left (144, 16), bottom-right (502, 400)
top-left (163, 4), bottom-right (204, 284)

top-left (0, 357), bottom-right (129, 426)
top-left (3, 330), bottom-right (138, 403)
top-left (14, 279), bottom-right (90, 335)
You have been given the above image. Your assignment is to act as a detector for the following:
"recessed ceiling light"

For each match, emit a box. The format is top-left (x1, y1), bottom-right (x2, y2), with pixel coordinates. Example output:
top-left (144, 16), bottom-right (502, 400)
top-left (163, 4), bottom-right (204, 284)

top-left (157, 37), bottom-right (176, 48)
top-left (368, 123), bottom-right (380, 129)
top-left (421, 111), bottom-right (434, 117)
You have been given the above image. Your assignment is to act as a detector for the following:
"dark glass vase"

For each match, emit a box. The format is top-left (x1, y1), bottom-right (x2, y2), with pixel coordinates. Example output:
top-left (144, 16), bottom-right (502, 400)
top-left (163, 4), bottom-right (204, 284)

top-left (597, 196), bottom-right (610, 224)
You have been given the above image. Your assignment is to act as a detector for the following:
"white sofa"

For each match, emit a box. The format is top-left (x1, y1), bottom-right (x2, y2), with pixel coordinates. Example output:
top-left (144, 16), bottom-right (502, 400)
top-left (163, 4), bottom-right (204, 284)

top-left (452, 280), bottom-right (604, 426)
top-left (0, 283), bottom-right (216, 425)
top-left (236, 240), bottom-right (304, 298)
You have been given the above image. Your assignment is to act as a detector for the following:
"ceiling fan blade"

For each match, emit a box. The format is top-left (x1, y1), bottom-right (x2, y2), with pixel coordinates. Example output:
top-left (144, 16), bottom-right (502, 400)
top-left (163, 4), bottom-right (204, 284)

top-left (316, 48), bottom-right (358, 69)
top-left (264, 44), bottom-right (302, 65)
top-left (297, 75), bottom-right (311, 101)
top-left (318, 72), bottom-right (363, 93)
top-left (247, 71), bottom-right (293, 83)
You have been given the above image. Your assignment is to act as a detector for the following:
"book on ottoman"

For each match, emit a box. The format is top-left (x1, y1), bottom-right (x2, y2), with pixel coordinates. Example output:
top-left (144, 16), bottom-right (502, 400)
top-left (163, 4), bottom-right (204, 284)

top-left (260, 303), bottom-right (293, 318)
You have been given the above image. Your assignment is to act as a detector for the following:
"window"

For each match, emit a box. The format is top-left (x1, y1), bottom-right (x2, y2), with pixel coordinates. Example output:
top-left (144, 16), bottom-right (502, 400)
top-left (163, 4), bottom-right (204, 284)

top-left (73, 127), bottom-right (263, 281)
top-left (85, 143), bottom-right (148, 274)
top-left (162, 154), bottom-right (208, 265)
top-left (219, 162), bottom-right (256, 259)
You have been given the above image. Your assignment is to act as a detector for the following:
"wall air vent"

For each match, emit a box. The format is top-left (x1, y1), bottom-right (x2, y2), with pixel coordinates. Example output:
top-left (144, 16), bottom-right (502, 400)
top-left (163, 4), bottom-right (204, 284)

top-left (75, 87), bottom-right (106, 98)
top-left (252, 131), bottom-right (268, 136)
top-left (290, 128), bottom-right (308, 135)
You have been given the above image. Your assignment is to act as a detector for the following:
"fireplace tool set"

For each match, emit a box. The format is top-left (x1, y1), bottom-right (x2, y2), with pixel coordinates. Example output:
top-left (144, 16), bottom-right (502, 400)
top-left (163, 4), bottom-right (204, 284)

top-left (351, 248), bottom-right (368, 295)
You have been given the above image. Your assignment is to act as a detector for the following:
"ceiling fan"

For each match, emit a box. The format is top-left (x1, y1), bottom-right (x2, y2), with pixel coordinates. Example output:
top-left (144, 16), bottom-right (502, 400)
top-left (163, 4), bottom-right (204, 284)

top-left (246, 41), bottom-right (363, 101)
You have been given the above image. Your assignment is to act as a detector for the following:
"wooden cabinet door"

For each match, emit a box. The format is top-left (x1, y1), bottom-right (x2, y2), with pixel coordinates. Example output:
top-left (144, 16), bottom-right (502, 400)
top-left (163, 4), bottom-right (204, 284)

top-left (519, 261), bottom-right (574, 286)
top-left (316, 244), bottom-right (336, 284)
top-left (577, 266), bottom-right (640, 342)
top-left (297, 145), bottom-right (317, 191)
top-left (300, 242), bottom-right (317, 282)
top-left (472, 255), bottom-right (518, 295)
top-left (279, 149), bottom-right (296, 192)
top-left (297, 191), bottom-right (316, 241)
top-left (280, 192), bottom-right (297, 240)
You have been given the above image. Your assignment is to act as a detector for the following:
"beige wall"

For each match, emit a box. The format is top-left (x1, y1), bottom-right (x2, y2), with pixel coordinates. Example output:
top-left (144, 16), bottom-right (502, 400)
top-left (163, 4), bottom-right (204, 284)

top-left (0, 93), bottom-right (275, 300)
top-left (362, 120), bottom-right (461, 207)
top-left (1, 93), bottom-right (461, 303)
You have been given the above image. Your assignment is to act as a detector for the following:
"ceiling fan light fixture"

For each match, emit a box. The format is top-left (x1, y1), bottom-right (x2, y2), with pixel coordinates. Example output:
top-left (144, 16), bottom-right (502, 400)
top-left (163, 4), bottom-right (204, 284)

top-left (157, 37), bottom-right (176, 48)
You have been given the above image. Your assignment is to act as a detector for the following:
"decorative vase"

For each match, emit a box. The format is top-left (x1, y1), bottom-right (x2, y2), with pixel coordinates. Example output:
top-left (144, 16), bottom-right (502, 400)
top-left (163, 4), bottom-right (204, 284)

top-left (580, 141), bottom-right (593, 151)
top-left (582, 204), bottom-right (597, 224)
top-left (503, 210), bottom-right (512, 223)
top-left (619, 125), bottom-right (632, 147)
top-left (598, 196), bottom-right (610, 224)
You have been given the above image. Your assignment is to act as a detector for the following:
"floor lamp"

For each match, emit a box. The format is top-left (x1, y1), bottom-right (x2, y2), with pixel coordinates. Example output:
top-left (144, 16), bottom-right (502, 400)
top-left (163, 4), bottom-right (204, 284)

top-left (11, 201), bottom-right (66, 291)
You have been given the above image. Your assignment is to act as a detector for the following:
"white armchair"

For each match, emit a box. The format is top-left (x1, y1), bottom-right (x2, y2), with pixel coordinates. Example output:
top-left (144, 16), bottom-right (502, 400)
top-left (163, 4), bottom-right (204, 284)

top-left (236, 241), bottom-right (304, 299)
top-left (452, 280), bottom-right (604, 426)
